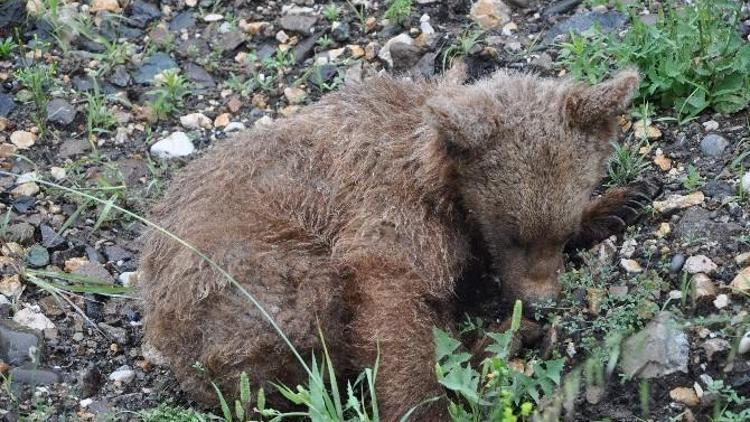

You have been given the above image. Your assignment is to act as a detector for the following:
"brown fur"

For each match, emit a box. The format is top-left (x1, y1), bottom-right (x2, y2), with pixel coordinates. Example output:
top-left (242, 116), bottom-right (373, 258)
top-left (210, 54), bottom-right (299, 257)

top-left (138, 68), bottom-right (640, 420)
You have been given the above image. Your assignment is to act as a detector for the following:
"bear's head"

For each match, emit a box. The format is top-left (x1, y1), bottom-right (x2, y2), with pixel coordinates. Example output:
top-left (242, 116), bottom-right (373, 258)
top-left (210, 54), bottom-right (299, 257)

top-left (426, 69), bottom-right (640, 309)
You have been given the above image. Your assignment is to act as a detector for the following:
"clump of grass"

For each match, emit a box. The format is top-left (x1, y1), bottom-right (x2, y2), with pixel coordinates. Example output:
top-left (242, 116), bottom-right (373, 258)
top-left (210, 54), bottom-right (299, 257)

top-left (14, 63), bottom-right (56, 138)
top-left (0, 37), bottom-right (17, 59)
top-left (605, 139), bottom-right (649, 187)
top-left (441, 27), bottom-right (484, 71)
top-left (323, 3), bottom-right (340, 22)
top-left (316, 34), bottom-right (335, 49)
top-left (682, 164), bottom-right (704, 191)
top-left (557, 0), bottom-right (750, 121)
top-left (147, 69), bottom-right (191, 120)
top-left (384, 0), bottom-right (412, 26)
top-left (84, 83), bottom-right (117, 147)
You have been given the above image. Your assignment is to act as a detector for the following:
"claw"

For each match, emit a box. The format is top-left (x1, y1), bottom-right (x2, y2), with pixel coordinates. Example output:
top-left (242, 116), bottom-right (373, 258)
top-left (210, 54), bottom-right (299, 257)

top-left (629, 191), bottom-right (653, 203)
top-left (603, 215), bottom-right (627, 228)
top-left (618, 205), bottom-right (640, 218)
top-left (625, 199), bottom-right (646, 211)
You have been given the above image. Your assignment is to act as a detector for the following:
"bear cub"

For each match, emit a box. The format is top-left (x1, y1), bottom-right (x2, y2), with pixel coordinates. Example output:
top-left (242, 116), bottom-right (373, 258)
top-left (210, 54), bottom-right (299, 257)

top-left (139, 66), bottom-right (645, 420)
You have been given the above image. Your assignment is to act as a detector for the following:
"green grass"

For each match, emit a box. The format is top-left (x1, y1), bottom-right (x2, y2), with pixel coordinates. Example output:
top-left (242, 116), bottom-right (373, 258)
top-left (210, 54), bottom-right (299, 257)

top-left (556, 0), bottom-right (750, 121)
top-left (682, 164), bottom-right (703, 191)
top-left (14, 63), bottom-right (56, 138)
top-left (147, 69), bottom-right (191, 120)
top-left (605, 138), bottom-right (650, 187)
top-left (323, 3), bottom-right (340, 22)
top-left (441, 27), bottom-right (484, 71)
top-left (383, 0), bottom-right (411, 26)
top-left (84, 82), bottom-right (117, 147)
top-left (0, 37), bottom-right (17, 59)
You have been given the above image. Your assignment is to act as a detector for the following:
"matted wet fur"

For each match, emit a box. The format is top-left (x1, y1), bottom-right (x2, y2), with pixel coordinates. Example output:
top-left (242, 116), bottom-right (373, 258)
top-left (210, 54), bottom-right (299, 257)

top-left (138, 66), bottom-right (645, 420)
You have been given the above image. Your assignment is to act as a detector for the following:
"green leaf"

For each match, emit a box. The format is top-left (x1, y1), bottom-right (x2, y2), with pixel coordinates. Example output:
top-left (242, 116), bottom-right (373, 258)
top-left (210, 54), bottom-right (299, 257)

top-left (438, 364), bottom-right (481, 404)
top-left (239, 371), bottom-right (250, 406)
top-left (433, 328), bottom-right (462, 362)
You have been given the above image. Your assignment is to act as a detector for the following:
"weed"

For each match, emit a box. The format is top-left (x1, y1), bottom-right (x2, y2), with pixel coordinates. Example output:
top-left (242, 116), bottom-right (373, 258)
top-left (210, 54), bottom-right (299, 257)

top-left (384, 0), bottom-right (412, 27)
top-left (146, 69), bottom-right (191, 120)
top-left (316, 34), bottom-right (335, 49)
top-left (682, 164), bottom-right (704, 191)
top-left (707, 380), bottom-right (750, 421)
top-left (226, 73), bottom-right (255, 97)
top-left (84, 83), bottom-right (117, 147)
top-left (441, 27), bottom-right (484, 71)
top-left (139, 403), bottom-right (213, 421)
top-left (605, 138), bottom-right (650, 187)
top-left (14, 63), bottom-right (56, 138)
top-left (0, 37), bottom-right (17, 59)
top-left (346, 0), bottom-right (368, 30)
top-left (557, 0), bottom-right (750, 121)
top-left (323, 3), bottom-right (340, 22)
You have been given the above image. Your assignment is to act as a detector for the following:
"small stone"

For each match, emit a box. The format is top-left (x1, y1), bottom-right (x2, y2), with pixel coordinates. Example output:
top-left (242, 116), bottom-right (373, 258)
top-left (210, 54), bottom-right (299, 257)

top-left (670, 254), bottom-right (686, 273)
top-left (179, 113), bottom-right (212, 130)
top-left (10, 130), bottom-right (36, 149)
top-left (683, 255), bottom-right (717, 274)
top-left (587, 288), bottom-right (605, 315)
top-left (118, 272), bottom-right (136, 287)
top-left (620, 238), bottom-right (637, 258)
top-left (133, 53), bottom-right (178, 85)
top-left (668, 290), bottom-right (682, 300)
top-left (9, 367), bottom-right (60, 391)
top-left (280, 11), bottom-right (317, 34)
top-left (108, 366), bottom-right (135, 383)
top-left (73, 262), bottom-right (115, 284)
top-left (378, 33), bottom-right (413, 68)
top-left (702, 120), bottom-right (719, 131)
top-left (6, 223), bottom-right (34, 244)
top-left (98, 323), bottom-right (129, 345)
top-left (700, 134), bottom-right (729, 157)
top-left (702, 338), bottom-right (730, 361)
top-left (654, 152), bottom-right (672, 171)
top-left (90, 0), bottom-right (121, 13)
top-left (470, 0), bottom-right (511, 29)
top-left (655, 223), bottom-right (671, 238)
top-left (633, 120), bottom-right (661, 139)
top-left (255, 116), bottom-right (273, 127)
top-left (26, 245), bottom-right (50, 268)
top-left (0, 143), bottom-right (17, 158)
top-left (653, 192), bottom-right (705, 214)
top-left (620, 312), bottom-right (689, 378)
top-left (13, 307), bottom-right (56, 336)
top-left (224, 122), bottom-right (245, 132)
top-left (738, 332), bottom-right (750, 354)
top-left (0, 275), bottom-right (22, 298)
top-left (10, 182), bottom-right (39, 197)
top-left (203, 13), bottom-right (223, 22)
top-left (609, 285), bottom-right (628, 298)
top-left (276, 30), bottom-right (290, 43)
top-left (670, 387), bottom-right (699, 407)
top-left (713, 294), bottom-right (729, 309)
top-left (150, 132), bottom-right (195, 159)
top-left (46, 99), bottom-right (77, 125)
top-left (214, 113), bottom-right (230, 128)
top-left (691, 273), bottom-right (716, 301)
top-left (620, 259), bottom-right (643, 273)
top-left (0, 320), bottom-right (43, 366)
top-left (741, 171), bottom-right (750, 193)
top-left (348, 44), bottom-right (365, 58)
top-left (736, 252), bottom-right (750, 267)
top-left (332, 21), bottom-right (350, 42)
top-left (730, 267), bottom-right (750, 293)
top-left (283, 87), bottom-right (307, 104)
top-left (364, 16), bottom-right (377, 33)
top-left (239, 20), bottom-right (269, 35)
top-left (49, 167), bottom-right (66, 181)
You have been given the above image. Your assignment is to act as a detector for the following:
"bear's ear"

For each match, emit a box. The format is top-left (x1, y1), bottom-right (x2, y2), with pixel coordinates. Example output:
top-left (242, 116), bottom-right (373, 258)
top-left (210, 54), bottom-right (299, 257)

top-left (564, 69), bottom-right (640, 129)
top-left (425, 89), bottom-right (497, 155)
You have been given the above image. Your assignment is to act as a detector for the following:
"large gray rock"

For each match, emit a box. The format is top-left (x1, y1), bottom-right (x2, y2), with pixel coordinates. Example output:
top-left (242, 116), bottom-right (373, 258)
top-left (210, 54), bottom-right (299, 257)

top-left (133, 53), bottom-right (178, 84)
top-left (0, 319), bottom-right (43, 366)
top-left (46, 98), bottom-right (77, 125)
top-left (544, 10), bottom-right (626, 44)
top-left (620, 312), bottom-right (689, 378)
top-left (700, 134), bottom-right (729, 157)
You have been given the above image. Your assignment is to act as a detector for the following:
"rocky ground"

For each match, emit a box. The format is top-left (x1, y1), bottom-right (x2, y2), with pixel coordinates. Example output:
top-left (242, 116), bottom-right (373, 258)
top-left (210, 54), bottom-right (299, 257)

top-left (0, 0), bottom-right (748, 420)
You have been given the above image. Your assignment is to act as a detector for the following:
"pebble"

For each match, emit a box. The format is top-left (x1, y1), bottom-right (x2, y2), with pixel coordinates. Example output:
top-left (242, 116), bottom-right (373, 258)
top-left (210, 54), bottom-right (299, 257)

top-left (9, 367), bottom-right (61, 391)
top-left (377, 33), bottom-right (414, 68)
top-left (179, 112), bottom-right (212, 130)
top-left (0, 320), bottom-right (43, 366)
top-left (214, 113), bottom-right (230, 128)
top-left (12, 306), bottom-right (56, 337)
top-left (283, 87), bottom-right (307, 104)
top-left (46, 98), bottom-right (77, 125)
top-left (470, 0), bottom-right (511, 29)
top-left (10, 182), bottom-right (39, 197)
top-left (49, 167), bottom-right (66, 181)
top-left (703, 338), bottom-right (730, 361)
top-left (691, 273), bottom-right (716, 300)
top-left (655, 222), bottom-right (671, 238)
top-left (653, 192), bottom-right (704, 214)
top-left (0, 275), bottom-right (23, 298)
top-left (279, 10), bottom-right (317, 34)
top-left (10, 130), bottom-right (36, 149)
top-left (653, 151), bottom-right (672, 171)
top-left (203, 13), bottom-right (223, 22)
top-left (683, 255), bottom-right (717, 274)
top-left (90, 0), bottom-right (121, 13)
top-left (633, 120), bottom-right (661, 139)
top-left (620, 312), bottom-right (689, 378)
top-left (620, 238), bottom-right (637, 258)
top-left (739, 332), bottom-right (750, 354)
top-left (620, 259), bottom-right (643, 273)
top-left (669, 387), bottom-right (699, 407)
top-left (670, 254), bottom-right (686, 273)
top-left (26, 244), bottom-right (50, 268)
top-left (736, 252), bottom-right (750, 267)
top-left (713, 294), bottom-right (729, 309)
top-left (741, 171), bottom-right (750, 193)
top-left (224, 122), bottom-right (245, 132)
top-left (150, 131), bottom-right (195, 159)
top-left (702, 120), bottom-right (719, 131)
top-left (700, 134), bottom-right (729, 157)
top-left (730, 267), bottom-right (750, 293)
top-left (108, 365), bottom-right (135, 383)
top-left (133, 53), bottom-right (178, 84)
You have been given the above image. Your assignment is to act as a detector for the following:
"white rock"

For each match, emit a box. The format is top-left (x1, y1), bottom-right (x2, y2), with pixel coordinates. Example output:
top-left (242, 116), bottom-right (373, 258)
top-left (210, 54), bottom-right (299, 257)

top-left (150, 132), bottom-right (195, 158)
top-left (179, 113), bottom-right (212, 130)
top-left (683, 255), bottom-right (717, 274)
top-left (713, 294), bottom-right (729, 309)
top-left (90, 0), bottom-right (121, 13)
top-left (620, 258), bottom-right (643, 273)
top-left (620, 238), bottom-right (637, 258)
top-left (470, 0), bottom-right (511, 29)
top-left (283, 87), bottom-right (307, 104)
top-left (108, 366), bottom-right (135, 383)
top-left (224, 122), bottom-right (246, 132)
top-left (736, 252), bottom-right (750, 267)
top-left (50, 167), bottom-right (66, 181)
top-left (653, 192), bottom-right (704, 213)
top-left (80, 398), bottom-right (94, 408)
top-left (730, 267), bottom-right (750, 292)
top-left (254, 116), bottom-right (273, 127)
top-left (203, 13), bottom-right (224, 22)
top-left (691, 273), bottom-right (716, 300)
top-left (739, 331), bottom-right (750, 354)
top-left (11, 182), bottom-right (40, 197)
top-left (118, 271), bottom-right (136, 287)
top-left (741, 171), bottom-right (750, 193)
top-left (10, 130), bottom-right (36, 149)
top-left (702, 120), bottom-right (719, 131)
top-left (378, 33), bottom-right (413, 68)
top-left (17, 172), bottom-right (38, 184)
top-left (668, 290), bottom-right (682, 300)
top-left (13, 306), bottom-right (56, 332)
top-left (185, 0), bottom-right (196, 6)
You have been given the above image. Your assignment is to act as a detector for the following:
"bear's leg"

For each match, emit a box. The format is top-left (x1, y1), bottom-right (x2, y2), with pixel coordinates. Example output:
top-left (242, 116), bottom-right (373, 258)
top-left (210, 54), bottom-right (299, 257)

top-left (346, 258), bottom-right (452, 422)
